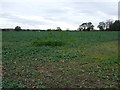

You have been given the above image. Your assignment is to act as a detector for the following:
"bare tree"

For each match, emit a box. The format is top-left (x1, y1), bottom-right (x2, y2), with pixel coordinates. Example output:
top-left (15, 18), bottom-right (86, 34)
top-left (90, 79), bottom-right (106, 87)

top-left (105, 19), bottom-right (113, 29)
top-left (97, 22), bottom-right (106, 30)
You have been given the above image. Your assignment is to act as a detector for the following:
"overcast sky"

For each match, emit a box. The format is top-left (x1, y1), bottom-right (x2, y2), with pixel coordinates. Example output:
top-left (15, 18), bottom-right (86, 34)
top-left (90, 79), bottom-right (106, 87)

top-left (0, 0), bottom-right (119, 30)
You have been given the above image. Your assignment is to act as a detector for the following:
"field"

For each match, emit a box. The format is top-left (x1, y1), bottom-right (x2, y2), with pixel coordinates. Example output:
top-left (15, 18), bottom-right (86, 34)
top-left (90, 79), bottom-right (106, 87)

top-left (2, 31), bottom-right (119, 88)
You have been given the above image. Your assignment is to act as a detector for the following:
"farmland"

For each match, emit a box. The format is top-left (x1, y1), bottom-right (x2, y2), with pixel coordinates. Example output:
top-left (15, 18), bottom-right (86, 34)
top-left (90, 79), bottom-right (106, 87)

top-left (2, 31), bottom-right (119, 88)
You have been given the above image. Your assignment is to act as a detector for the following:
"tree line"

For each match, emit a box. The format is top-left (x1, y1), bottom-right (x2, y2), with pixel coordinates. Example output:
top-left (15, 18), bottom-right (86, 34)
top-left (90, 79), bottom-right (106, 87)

top-left (97, 19), bottom-right (120, 31)
top-left (1, 19), bottom-right (120, 31)
top-left (77, 19), bottom-right (120, 31)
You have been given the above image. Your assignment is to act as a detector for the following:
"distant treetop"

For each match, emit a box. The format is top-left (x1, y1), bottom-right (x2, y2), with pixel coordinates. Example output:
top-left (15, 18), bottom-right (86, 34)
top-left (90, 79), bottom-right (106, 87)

top-left (15, 26), bottom-right (21, 31)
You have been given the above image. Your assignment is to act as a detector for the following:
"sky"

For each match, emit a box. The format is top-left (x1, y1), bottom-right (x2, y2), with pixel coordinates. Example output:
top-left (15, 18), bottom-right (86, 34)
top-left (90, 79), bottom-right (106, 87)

top-left (0, 0), bottom-right (119, 30)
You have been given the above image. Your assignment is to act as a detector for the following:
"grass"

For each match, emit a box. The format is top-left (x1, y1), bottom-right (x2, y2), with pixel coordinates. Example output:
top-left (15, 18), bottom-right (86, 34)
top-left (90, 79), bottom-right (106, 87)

top-left (2, 31), bottom-right (119, 88)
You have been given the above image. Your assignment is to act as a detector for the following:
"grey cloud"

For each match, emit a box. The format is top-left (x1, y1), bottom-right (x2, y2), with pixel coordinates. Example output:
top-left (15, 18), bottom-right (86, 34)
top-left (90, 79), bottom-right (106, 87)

top-left (0, 0), bottom-right (118, 29)
top-left (0, 13), bottom-right (48, 25)
top-left (70, 2), bottom-right (118, 16)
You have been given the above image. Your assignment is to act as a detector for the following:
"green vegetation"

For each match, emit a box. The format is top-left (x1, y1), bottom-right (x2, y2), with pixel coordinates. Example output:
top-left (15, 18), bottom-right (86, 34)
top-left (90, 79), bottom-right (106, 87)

top-left (32, 38), bottom-right (66, 47)
top-left (2, 31), bottom-right (119, 88)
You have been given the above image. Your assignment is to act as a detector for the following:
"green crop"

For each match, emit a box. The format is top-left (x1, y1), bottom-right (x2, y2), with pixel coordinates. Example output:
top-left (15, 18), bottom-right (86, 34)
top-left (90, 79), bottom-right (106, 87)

top-left (2, 31), bottom-right (119, 88)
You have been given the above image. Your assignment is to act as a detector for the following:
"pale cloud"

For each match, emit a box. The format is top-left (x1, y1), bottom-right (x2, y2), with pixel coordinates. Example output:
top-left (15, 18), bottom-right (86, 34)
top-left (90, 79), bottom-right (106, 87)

top-left (1, 0), bottom-right (119, 2)
top-left (0, 0), bottom-right (118, 30)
